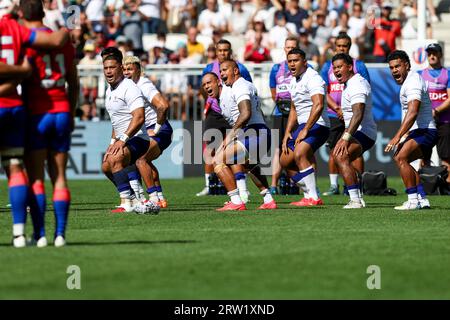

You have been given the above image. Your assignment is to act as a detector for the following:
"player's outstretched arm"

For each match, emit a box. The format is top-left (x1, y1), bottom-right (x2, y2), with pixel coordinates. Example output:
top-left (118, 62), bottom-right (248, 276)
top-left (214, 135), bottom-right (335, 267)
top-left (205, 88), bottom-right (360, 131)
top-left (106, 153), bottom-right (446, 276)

top-left (32, 28), bottom-right (69, 49)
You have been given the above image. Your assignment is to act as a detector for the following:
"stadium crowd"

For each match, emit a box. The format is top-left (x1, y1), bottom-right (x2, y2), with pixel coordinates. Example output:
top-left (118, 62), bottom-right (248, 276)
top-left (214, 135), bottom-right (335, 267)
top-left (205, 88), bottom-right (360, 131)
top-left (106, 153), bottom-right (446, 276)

top-left (17, 0), bottom-right (442, 120)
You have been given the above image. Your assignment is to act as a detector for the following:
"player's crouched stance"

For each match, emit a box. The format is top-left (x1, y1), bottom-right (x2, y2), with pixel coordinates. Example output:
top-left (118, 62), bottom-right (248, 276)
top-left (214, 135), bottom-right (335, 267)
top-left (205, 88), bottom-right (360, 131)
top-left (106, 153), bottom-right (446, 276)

top-left (100, 48), bottom-right (156, 214)
top-left (331, 53), bottom-right (377, 208)
top-left (280, 48), bottom-right (330, 207)
top-left (386, 50), bottom-right (437, 210)
top-left (203, 62), bottom-right (277, 211)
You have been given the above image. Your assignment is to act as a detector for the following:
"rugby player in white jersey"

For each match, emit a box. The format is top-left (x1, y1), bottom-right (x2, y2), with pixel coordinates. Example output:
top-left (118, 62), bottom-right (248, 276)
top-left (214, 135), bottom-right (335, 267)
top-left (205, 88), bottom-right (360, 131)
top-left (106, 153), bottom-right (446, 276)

top-left (280, 48), bottom-right (330, 207)
top-left (386, 50), bottom-right (438, 210)
top-left (331, 53), bottom-right (377, 208)
top-left (122, 56), bottom-right (171, 208)
top-left (101, 48), bottom-right (156, 214)
top-left (202, 61), bottom-right (277, 211)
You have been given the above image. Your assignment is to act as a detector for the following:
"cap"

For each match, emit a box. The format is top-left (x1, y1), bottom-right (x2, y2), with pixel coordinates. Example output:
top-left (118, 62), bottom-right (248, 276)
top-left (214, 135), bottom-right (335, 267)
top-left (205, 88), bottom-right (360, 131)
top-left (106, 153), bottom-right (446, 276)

top-left (116, 35), bottom-right (128, 44)
top-left (93, 24), bottom-right (103, 33)
top-left (83, 42), bottom-right (95, 51)
top-left (176, 41), bottom-right (187, 50)
top-left (425, 43), bottom-right (442, 54)
top-left (299, 27), bottom-right (308, 35)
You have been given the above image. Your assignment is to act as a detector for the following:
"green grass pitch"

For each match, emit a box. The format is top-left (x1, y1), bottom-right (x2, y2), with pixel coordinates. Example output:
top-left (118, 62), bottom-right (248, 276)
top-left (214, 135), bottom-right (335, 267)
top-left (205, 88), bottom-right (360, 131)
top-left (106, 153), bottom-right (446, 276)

top-left (0, 177), bottom-right (449, 299)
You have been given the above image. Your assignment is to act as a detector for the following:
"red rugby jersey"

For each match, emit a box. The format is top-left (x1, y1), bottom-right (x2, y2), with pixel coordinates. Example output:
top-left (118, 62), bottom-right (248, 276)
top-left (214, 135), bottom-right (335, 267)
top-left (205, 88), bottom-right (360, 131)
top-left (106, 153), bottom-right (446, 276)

top-left (0, 16), bottom-right (35, 108)
top-left (24, 27), bottom-right (75, 114)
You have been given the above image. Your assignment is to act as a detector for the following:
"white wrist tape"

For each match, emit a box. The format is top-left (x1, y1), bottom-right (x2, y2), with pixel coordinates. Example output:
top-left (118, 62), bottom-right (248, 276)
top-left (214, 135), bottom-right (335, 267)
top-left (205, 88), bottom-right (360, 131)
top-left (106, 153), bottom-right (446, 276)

top-left (119, 134), bottom-right (129, 143)
top-left (154, 123), bottom-right (162, 135)
top-left (342, 132), bottom-right (352, 142)
top-left (110, 138), bottom-right (116, 145)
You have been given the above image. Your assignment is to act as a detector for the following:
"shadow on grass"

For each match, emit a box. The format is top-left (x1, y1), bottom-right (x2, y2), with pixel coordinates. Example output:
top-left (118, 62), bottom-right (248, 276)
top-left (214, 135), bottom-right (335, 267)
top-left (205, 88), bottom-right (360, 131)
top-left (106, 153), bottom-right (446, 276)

top-left (0, 239), bottom-right (198, 247)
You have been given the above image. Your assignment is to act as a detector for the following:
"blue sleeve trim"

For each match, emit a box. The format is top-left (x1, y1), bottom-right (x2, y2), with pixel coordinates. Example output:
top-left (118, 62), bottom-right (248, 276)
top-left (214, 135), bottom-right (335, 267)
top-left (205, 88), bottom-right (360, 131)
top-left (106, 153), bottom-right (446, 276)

top-left (28, 30), bottom-right (37, 45)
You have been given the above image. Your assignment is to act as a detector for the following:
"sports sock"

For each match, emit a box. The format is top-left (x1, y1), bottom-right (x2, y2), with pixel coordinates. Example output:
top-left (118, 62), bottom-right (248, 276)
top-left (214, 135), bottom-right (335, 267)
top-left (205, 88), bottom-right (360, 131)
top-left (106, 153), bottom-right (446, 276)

top-left (329, 174), bottom-right (339, 187)
top-left (29, 181), bottom-right (46, 239)
top-left (53, 188), bottom-right (70, 237)
top-left (417, 183), bottom-right (427, 199)
top-left (292, 166), bottom-right (318, 200)
top-left (260, 189), bottom-right (273, 204)
top-left (234, 172), bottom-right (247, 196)
top-left (113, 169), bottom-right (133, 200)
top-left (347, 184), bottom-right (361, 202)
top-left (147, 186), bottom-right (159, 202)
top-left (228, 189), bottom-right (243, 205)
top-left (156, 185), bottom-right (165, 200)
top-left (406, 186), bottom-right (418, 202)
top-left (9, 172), bottom-right (28, 236)
top-left (127, 170), bottom-right (143, 199)
top-left (205, 173), bottom-right (211, 187)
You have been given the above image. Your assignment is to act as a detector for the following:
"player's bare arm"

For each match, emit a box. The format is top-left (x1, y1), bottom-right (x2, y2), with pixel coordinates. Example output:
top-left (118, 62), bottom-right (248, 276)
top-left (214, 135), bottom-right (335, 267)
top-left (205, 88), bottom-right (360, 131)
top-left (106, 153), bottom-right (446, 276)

top-left (385, 100), bottom-right (420, 152)
top-left (152, 93), bottom-right (169, 126)
top-left (334, 103), bottom-right (365, 157)
top-left (0, 58), bottom-right (31, 78)
top-left (433, 87), bottom-right (450, 118)
top-left (32, 27), bottom-right (69, 49)
top-left (0, 79), bottom-right (20, 96)
top-left (110, 107), bottom-right (146, 155)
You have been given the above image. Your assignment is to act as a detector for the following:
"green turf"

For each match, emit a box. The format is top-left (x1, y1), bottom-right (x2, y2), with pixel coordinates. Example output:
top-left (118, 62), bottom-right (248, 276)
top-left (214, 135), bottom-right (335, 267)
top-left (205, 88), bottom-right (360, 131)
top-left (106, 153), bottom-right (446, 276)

top-left (0, 177), bottom-right (449, 299)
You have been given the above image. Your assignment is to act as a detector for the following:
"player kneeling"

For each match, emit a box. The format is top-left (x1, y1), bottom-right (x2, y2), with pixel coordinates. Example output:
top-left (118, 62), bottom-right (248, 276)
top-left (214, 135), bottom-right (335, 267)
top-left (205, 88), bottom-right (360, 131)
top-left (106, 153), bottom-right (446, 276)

top-left (331, 53), bottom-right (377, 208)
top-left (202, 62), bottom-right (276, 211)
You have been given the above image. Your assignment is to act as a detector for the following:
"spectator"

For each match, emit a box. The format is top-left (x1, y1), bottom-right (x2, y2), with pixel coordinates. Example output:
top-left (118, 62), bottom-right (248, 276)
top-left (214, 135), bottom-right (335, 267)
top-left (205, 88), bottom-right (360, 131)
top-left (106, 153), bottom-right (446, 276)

top-left (312, 9), bottom-right (332, 53)
top-left (285, 0), bottom-right (309, 34)
top-left (298, 27), bottom-right (320, 65)
top-left (245, 18), bottom-right (271, 49)
top-left (372, 2), bottom-right (401, 62)
top-left (85, 0), bottom-right (105, 29)
top-left (43, 0), bottom-right (64, 31)
top-left (219, 0), bottom-right (233, 22)
top-left (166, 0), bottom-right (195, 32)
top-left (79, 42), bottom-right (103, 120)
top-left (331, 11), bottom-right (351, 38)
top-left (253, 0), bottom-right (278, 32)
top-left (161, 53), bottom-right (188, 120)
top-left (228, 0), bottom-right (251, 35)
top-left (186, 26), bottom-right (205, 59)
top-left (348, 2), bottom-right (366, 40)
top-left (269, 10), bottom-right (297, 49)
top-left (119, 0), bottom-right (144, 51)
top-left (104, 12), bottom-right (121, 42)
top-left (244, 30), bottom-right (271, 63)
top-left (138, 0), bottom-right (165, 34)
top-left (205, 43), bottom-right (217, 63)
top-left (197, 0), bottom-right (227, 37)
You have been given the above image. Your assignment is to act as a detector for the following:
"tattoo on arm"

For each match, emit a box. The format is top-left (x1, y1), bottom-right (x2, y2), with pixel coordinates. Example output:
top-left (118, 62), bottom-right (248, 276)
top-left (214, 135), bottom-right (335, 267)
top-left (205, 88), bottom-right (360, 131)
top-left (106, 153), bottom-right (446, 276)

top-left (347, 103), bottom-right (365, 135)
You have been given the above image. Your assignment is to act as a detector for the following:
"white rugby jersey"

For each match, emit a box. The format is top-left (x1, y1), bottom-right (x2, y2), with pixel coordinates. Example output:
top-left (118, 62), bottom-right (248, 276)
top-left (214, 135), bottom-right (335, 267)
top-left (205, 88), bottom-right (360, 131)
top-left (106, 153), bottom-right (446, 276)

top-left (400, 71), bottom-right (436, 130)
top-left (341, 73), bottom-right (377, 140)
top-left (137, 77), bottom-right (160, 127)
top-left (105, 78), bottom-right (149, 140)
top-left (288, 67), bottom-right (330, 127)
top-left (219, 77), bottom-right (266, 127)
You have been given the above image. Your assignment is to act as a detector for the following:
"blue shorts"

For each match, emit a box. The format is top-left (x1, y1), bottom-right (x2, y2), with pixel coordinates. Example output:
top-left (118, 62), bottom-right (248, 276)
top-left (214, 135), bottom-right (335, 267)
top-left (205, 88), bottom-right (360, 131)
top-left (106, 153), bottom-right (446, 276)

top-left (0, 106), bottom-right (26, 154)
top-left (235, 123), bottom-right (271, 163)
top-left (127, 136), bottom-right (150, 164)
top-left (146, 120), bottom-right (173, 153)
top-left (287, 123), bottom-right (330, 152)
top-left (26, 112), bottom-right (72, 152)
top-left (407, 128), bottom-right (438, 158)
top-left (353, 131), bottom-right (375, 153)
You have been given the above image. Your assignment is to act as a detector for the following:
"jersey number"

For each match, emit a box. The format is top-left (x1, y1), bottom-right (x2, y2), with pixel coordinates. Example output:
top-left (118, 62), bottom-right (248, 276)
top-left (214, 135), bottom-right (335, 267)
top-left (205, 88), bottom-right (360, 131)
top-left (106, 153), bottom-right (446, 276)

top-left (0, 36), bottom-right (14, 65)
top-left (41, 53), bottom-right (66, 88)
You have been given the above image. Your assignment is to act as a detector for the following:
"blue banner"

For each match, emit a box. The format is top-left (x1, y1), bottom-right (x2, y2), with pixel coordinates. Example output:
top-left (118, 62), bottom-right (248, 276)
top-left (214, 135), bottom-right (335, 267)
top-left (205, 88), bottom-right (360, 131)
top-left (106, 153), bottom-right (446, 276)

top-left (368, 67), bottom-right (402, 121)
